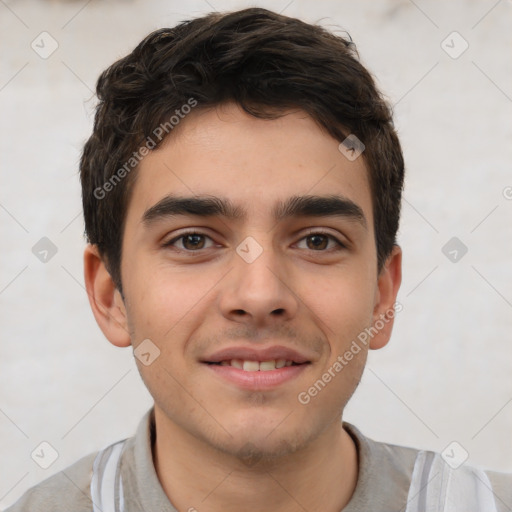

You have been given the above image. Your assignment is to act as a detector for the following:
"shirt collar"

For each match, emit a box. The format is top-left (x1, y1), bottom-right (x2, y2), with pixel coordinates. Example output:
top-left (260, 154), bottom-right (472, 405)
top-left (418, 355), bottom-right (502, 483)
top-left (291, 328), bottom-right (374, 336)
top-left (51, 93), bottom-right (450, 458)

top-left (123, 407), bottom-right (399, 511)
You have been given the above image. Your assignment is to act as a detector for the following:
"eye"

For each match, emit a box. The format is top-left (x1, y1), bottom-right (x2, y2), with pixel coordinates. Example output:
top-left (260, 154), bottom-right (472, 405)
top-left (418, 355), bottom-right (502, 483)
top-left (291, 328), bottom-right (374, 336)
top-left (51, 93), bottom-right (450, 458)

top-left (163, 231), bottom-right (215, 251)
top-left (162, 229), bottom-right (347, 253)
top-left (296, 231), bottom-right (346, 251)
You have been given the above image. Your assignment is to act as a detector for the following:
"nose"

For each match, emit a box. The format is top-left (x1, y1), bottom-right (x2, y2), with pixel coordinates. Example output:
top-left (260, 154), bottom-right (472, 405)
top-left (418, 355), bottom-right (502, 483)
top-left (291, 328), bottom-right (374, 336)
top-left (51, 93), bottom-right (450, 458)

top-left (218, 235), bottom-right (299, 327)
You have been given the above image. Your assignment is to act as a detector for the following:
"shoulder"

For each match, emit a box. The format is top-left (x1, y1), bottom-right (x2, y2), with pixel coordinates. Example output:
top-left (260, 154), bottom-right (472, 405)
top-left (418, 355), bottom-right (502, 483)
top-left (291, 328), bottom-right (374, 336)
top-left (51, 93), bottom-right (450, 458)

top-left (342, 421), bottom-right (420, 508)
top-left (372, 436), bottom-right (512, 510)
top-left (486, 469), bottom-right (512, 512)
top-left (345, 421), bottom-right (419, 482)
top-left (344, 422), bottom-right (512, 511)
top-left (3, 451), bottom-right (97, 512)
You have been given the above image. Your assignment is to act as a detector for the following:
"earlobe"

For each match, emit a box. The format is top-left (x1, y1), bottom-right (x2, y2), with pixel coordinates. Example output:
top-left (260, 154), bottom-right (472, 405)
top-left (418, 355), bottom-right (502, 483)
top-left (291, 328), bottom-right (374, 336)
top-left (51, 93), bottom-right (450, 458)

top-left (369, 245), bottom-right (402, 350)
top-left (83, 244), bottom-right (132, 348)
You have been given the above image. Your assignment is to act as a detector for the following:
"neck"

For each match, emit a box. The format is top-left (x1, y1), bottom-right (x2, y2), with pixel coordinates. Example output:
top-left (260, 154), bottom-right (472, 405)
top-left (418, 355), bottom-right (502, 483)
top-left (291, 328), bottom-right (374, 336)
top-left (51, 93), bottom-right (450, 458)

top-left (152, 409), bottom-right (359, 512)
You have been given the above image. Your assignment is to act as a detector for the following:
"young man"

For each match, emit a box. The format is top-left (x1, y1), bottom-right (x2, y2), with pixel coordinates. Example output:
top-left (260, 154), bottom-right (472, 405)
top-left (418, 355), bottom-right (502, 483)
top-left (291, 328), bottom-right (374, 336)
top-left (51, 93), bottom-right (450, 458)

top-left (6, 7), bottom-right (511, 512)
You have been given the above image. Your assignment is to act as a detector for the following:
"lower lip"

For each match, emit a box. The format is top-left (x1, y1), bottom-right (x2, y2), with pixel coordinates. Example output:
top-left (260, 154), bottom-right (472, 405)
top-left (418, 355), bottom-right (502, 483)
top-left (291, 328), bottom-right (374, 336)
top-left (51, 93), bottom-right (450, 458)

top-left (204, 363), bottom-right (309, 390)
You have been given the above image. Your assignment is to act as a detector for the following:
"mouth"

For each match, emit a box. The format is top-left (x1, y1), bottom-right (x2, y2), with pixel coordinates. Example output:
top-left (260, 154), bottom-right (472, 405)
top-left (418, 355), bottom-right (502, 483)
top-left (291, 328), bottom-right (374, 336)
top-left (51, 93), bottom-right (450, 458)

top-left (202, 347), bottom-right (312, 390)
top-left (205, 359), bottom-right (306, 371)
top-left (203, 359), bottom-right (311, 391)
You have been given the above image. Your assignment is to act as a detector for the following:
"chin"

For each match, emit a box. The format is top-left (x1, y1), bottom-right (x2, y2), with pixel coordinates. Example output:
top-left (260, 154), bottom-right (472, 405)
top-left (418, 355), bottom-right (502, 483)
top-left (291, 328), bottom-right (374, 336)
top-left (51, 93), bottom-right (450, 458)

top-left (213, 414), bottom-right (319, 464)
top-left (218, 431), bottom-right (306, 466)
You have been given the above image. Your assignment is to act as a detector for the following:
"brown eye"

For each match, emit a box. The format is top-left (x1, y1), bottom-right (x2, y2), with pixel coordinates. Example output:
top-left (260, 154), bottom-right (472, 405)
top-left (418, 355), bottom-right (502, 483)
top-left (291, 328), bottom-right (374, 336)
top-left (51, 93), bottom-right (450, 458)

top-left (296, 231), bottom-right (346, 251)
top-left (306, 234), bottom-right (329, 250)
top-left (181, 234), bottom-right (206, 250)
top-left (163, 231), bottom-right (214, 251)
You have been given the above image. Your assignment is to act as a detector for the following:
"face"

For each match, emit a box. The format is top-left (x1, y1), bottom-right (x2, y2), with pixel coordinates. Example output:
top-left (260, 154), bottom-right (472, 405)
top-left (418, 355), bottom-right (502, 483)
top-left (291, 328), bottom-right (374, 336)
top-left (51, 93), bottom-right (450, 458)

top-left (99, 102), bottom-right (399, 459)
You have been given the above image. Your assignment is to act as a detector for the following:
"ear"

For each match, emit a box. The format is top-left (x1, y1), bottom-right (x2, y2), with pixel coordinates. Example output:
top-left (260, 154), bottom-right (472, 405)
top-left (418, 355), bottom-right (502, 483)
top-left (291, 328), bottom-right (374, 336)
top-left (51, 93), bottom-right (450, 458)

top-left (369, 245), bottom-right (402, 350)
top-left (83, 244), bottom-right (131, 348)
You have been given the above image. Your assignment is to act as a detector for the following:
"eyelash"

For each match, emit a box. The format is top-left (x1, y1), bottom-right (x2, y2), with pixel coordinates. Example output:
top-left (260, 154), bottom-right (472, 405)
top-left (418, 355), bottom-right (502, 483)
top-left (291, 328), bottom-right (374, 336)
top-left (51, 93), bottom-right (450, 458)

top-left (162, 229), bottom-right (347, 253)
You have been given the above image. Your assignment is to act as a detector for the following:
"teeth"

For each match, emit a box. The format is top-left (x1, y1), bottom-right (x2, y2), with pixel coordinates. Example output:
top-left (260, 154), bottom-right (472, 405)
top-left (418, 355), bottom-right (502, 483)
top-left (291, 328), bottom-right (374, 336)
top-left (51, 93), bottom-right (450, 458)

top-left (218, 359), bottom-right (296, 371)
top-left (259, 360), bottom-right (276, 371)
top-left (243, 360), bottom-right (260, 372)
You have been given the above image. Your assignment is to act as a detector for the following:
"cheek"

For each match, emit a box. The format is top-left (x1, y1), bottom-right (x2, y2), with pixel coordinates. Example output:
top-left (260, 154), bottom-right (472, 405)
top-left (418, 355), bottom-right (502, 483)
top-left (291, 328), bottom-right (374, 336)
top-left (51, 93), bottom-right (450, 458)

top-left (125, 259), bottom-right (218, 342)
top-left (310, 270), bottom-right (375, 339)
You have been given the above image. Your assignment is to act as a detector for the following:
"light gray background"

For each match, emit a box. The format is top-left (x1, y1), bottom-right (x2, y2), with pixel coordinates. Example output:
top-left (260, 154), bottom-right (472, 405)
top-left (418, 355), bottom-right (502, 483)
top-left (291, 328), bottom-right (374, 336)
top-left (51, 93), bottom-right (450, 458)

top-left (1, 0), bottom-right (511, 508)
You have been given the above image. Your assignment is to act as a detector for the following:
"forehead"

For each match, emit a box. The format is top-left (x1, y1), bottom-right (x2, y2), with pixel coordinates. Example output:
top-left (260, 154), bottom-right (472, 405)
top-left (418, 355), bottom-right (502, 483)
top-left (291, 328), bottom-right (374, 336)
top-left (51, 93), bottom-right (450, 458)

top-left (125, 102), bottom-right (373, 231)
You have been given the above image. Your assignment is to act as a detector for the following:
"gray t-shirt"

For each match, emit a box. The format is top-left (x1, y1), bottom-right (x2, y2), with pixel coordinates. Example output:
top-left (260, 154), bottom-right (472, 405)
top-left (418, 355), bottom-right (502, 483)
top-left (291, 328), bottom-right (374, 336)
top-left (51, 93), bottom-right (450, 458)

top-left (4, 407), bottom-right (511, 511)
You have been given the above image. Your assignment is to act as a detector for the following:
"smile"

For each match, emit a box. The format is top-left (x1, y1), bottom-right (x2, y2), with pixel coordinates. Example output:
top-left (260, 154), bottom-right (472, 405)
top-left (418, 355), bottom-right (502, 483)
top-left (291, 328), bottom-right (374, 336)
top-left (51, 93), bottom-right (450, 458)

top-left (208, 359), bottom-right (299, 371)
top-left (204, 360), bottom-right (310, 390)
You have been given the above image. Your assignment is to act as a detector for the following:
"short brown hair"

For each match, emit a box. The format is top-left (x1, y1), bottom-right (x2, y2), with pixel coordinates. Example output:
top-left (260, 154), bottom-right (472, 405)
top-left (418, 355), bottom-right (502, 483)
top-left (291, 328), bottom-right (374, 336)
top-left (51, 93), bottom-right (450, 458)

top-left (80, 7), bottom-right (405, 294)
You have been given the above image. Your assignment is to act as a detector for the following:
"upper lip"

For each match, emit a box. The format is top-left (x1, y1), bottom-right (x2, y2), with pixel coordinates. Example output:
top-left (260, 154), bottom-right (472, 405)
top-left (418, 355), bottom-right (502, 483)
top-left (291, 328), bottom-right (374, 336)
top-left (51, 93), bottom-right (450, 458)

top-left (202, 345), bottom-right (312, 364)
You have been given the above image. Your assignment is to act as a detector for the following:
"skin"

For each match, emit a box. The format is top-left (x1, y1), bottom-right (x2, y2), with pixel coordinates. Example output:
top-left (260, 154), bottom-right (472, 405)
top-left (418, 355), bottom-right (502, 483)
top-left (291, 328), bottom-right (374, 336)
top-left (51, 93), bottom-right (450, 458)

top-left (84, 101), bottom-right (402, 512)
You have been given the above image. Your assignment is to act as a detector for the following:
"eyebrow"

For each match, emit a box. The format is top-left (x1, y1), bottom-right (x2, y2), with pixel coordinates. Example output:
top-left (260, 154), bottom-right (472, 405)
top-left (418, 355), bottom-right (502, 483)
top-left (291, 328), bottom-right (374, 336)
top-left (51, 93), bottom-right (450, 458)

top-left (142, 194), bottom-right (367, 230)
